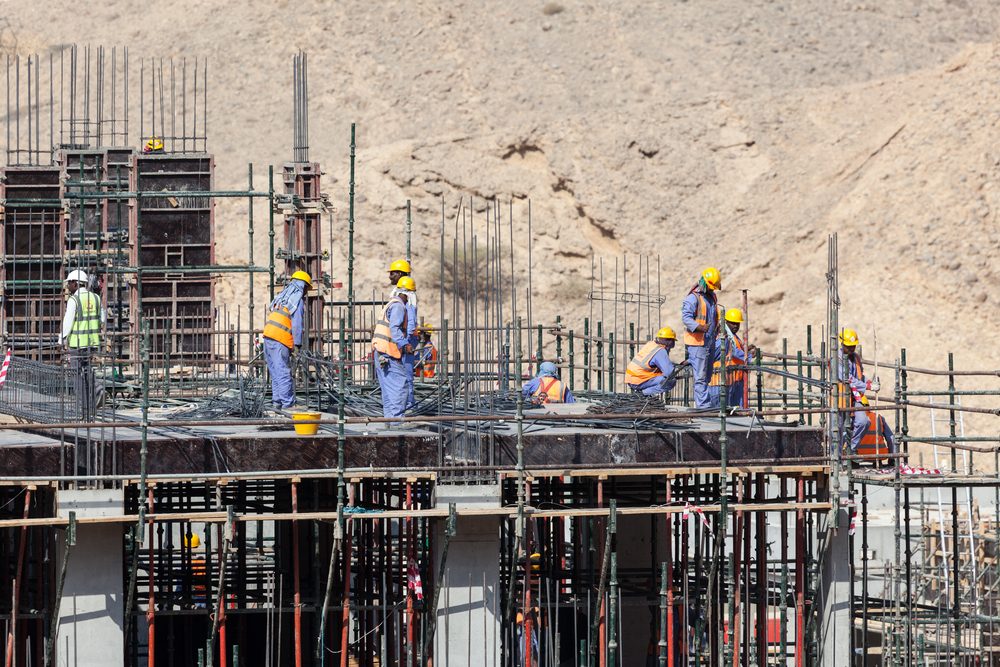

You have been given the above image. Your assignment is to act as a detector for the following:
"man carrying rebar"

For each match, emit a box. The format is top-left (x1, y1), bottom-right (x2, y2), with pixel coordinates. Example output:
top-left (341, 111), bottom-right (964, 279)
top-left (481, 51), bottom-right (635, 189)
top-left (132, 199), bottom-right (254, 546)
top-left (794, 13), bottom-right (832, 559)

top-left (373, 276), bottom-right (416, 420)
top-left (681, 267), bottom-right (721, 408)
top-left (522, 361), bottom-right (575, 404)
top-left (262, 270), bottom-right (312, 410)
top-left (60, 269), bottom-right (105, 420)
top-left (708, 308), bottom-right (756, 409)
top-left (837, 328), bottom-right (880, 454)
top-left (625, 327), bottom-right (686, 396)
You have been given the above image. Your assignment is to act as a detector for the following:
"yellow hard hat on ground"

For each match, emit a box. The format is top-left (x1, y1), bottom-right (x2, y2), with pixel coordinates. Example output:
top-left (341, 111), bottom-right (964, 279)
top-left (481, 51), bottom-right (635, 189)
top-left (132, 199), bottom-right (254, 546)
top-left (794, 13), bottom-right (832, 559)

top-left (397, 276), bottom-right (416, 291)
top-left (389, 259), bottom-right (412, 273)
top-left (291, 270), bottom-right (312, 287)
top-left (184, 534), bottom-right (201, 548)
top-left (839, 328), bottom-right (859, 347)
top-left (656, 326), bottom-right (677, 340)
top-left (724, 308), bottom-right (743, 324)
top-left (702, 267), bottom-right (722, 291)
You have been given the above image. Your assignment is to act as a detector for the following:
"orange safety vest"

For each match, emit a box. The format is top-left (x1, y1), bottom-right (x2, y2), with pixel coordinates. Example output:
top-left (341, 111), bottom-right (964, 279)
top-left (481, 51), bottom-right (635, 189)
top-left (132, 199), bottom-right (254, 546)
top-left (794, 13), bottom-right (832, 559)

top-left (372, 297), bottom-right (408, 359)
top-left (625, 340), bottom-right (664, 385)
top-left (262, 305), bottom-right (295, 348)
top-left (709, 336), bottom-right (747, 386)
top-left (857, 411), bottom-right (891, 457)
top-left (416, 344), bottom-right (438, 378)
top-left (837, 354), bottom-right (864, 409)
top-left (534, 377), bottom-right (567, 404)
top-left (683, 292), bottom-right (717, 346)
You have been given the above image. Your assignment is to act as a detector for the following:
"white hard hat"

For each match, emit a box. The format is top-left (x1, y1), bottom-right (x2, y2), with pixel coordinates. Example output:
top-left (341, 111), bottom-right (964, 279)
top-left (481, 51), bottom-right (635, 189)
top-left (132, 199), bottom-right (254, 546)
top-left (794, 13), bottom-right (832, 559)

top-left (66, 269), bottom-right (89, 283)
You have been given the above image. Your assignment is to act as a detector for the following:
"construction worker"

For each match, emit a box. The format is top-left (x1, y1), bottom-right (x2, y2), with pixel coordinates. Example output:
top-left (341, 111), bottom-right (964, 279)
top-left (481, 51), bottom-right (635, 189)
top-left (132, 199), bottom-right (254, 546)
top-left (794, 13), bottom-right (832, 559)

top-left (61, 269), bottom-right (105, 420)
top-left (681, 267), bottom-right (721, 408)
top-left (838, 328), bottom-right (880, 453)
top-left (522, 361), bottom-right (575, 404)
top-left (414, 324), bottom-right (438, 379)
top-left (262, 270), bottom-right (311, 410)
top-left (625, 327), bottom-right (686, 396)
top-left (387, 260), bottom-right (420, 406)
top-left (708, 308), bottom-right (756, 409)
top-left (373, 277), bottom-right (416, 419)
top-left (181, 533), bottom-right (207, 609)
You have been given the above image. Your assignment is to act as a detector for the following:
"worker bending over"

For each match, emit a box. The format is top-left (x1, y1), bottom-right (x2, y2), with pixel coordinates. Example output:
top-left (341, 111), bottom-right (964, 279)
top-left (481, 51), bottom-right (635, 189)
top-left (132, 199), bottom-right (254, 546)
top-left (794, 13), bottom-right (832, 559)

top-left (414, 324), bottom-right (438, 379)
top-left (837, 328), bottom-right (881, 453)
top-left (60, 269), bottom-right (106, 419)
top-left (522, 361), bottom-right (575, 404)
top-left (263, 271), bottom-right (311, 410)
top-left (373, 277), bottom-right (416, 419)
top-left (682, 267), bottom-right (721, 408)
top-left (625, 327), bottom-right (685, 396)
top-left (708, 308), bottom-right (756, 409)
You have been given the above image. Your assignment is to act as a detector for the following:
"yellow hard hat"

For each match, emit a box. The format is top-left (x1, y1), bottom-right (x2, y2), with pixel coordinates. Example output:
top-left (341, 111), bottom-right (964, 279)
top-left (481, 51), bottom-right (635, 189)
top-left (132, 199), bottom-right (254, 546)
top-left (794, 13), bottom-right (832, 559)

top-left (143, 137), bottom-right (164, 153)
top-left (183, 533), bottom-right (201, 548)
top-left (291, 270), bottom-right (312, 287)
top-left (839, 328), bottom-right (859, 347)
top-left (397, 276), bottom-right (416, 291)
top-left (702, 267), bottom-right (722, 291)
top-left (656, 326), bottom-right (676, 341)
top-left (417, 323), bottom-right (435, 333)
top-left (724, 308), bottom-right (743, 324)
top-left (389, 259), bottom-right (412, 273)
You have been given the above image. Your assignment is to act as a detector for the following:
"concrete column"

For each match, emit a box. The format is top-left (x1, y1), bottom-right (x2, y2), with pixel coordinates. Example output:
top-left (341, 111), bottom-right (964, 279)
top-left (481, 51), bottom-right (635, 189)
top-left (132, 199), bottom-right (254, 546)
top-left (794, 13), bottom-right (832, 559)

top-left (818, 504), bottom-right (851, 667)
top-left (56, 489), bottom-right (125, 667)
top-left (433, 485), bottom-right (501, 667)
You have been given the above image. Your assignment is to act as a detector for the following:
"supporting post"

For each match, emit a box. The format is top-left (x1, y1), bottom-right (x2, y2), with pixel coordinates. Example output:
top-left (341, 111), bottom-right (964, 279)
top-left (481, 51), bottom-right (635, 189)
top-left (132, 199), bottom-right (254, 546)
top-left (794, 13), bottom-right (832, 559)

top-left (4, 488), bottom-right (32, 667)
top-left (44, 512), bottom-right (77, 667)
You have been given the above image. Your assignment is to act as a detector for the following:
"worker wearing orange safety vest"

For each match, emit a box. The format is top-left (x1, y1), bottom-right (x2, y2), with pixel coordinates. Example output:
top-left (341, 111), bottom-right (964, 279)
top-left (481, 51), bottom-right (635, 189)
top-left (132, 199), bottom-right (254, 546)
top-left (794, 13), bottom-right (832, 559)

top-left (522, 361), bottom-right (575, 404)
top-left (262, 270), bottom-right (311, 409)
top-left (413, 325), bottom-right (438, 379)
top-left (681, 268), bottom-right (721, 408)
top-left (708, 308), bottom-right (756, 409)
top-left (373, 276), bottom-right (416, 419)
top-left (625, 327), bottom-right (686, 396)
top-left (837, 328), bottom-right (881, 454)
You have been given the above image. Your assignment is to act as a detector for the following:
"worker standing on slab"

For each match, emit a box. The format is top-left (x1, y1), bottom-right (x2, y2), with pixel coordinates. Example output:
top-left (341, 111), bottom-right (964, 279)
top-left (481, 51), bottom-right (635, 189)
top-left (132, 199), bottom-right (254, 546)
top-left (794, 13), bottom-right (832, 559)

top-left (60, 269), bottom-right (105, 420)
top-left (624, 327), bottom-right (686, 396)
top-left (414, 324), bottom-right (438, 379)
top-left (522, 361), bottom-right (575, 404)
top-left (373, 277), bottom-right (415, 419)
top-left (681, 267), bottom-right (721, 408)
top-left (388, 259), bottom-right (420, 406)
top-left (837, 327), bottom-right (880, 453)
top-left (262, 270), bottom-right (311, 410)
top-left (708, 308), bottom-right (756, 409)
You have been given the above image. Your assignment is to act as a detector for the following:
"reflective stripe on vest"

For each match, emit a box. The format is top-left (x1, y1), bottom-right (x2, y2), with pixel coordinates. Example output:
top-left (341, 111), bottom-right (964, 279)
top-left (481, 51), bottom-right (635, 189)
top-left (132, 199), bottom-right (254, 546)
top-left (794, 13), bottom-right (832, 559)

top-left (372, 297), bottom-right (407, 359)
top-left (535, 377), bottom-right (566, 404)
top-left (858, 411), bottom-right (890, 456)
top-left (709, 336), bottom-right (746, 386)
top-left (67, 291), bottom-right (101, 349)
top-left (263, 306), bottom-right (295, 348)
top-left (625, 340), bottom-right (663, 385)
top-left (683, 292), bottom-right (716, 346)
top-left (837, 355), bottom-right (864, 409)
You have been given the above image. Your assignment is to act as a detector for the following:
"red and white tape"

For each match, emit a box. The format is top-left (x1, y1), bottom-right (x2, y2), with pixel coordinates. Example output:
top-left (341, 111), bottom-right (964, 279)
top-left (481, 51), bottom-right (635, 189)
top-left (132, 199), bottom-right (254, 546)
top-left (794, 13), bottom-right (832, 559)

top-left (407, 561), bottom-right (424, 601)
top-left (682, 502), bottom-right (712, 529)
top-left (0, 348), bottom-right (11, 389)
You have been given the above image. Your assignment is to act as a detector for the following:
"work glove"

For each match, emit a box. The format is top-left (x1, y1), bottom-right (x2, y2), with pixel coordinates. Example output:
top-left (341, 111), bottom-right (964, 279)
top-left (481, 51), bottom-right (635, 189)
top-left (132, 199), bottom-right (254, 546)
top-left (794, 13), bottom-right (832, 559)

top-left (866, 379), bottom-right (881, 393)
top-left (403, 344), bottom-right (415, 356)
top-left (377, 354), bottom-right (390, 370)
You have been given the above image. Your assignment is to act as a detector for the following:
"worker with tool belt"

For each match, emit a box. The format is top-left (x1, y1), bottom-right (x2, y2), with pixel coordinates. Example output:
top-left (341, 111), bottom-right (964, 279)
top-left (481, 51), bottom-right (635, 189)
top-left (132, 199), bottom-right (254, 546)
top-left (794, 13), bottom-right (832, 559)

top-left (373, 276), bottom-right (416, 419)
top-left (262, 270), bottom-right (311, 410)
top-left (708, 308), bottom-right (756, 409)
top-left (522, 361), bottom-right (575, 404)
top-left (413, 324), bottom-right (438, 379)
top-left (625, 327), bottom-right (686, 396)
top-left (682, 267), bottom-right (721, 408)
top-left (61, 268), bottom-right (105, 420)
top-left (837, 328), bottom-right (881, 454)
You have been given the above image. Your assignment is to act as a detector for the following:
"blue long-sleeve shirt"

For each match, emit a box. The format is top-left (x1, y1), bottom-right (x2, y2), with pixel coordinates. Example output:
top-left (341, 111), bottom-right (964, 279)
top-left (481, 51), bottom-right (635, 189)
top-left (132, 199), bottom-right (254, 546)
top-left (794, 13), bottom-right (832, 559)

top-left (522, 377), bottom-right (576, 403)
top-left (647, 347), bottom-right (675, 378)
top-left (405, 302), bottom-right (419, 347)
top-left (681, 291), bottom-right (718, 343)
top-left (386, 300), bottom-right (410, 353)
top-left (838, 352), bottom-right (867, 394)
top-left (713, 331), bottom-right (749, 365)
top-left (291, 302), bottom-right (304, 347)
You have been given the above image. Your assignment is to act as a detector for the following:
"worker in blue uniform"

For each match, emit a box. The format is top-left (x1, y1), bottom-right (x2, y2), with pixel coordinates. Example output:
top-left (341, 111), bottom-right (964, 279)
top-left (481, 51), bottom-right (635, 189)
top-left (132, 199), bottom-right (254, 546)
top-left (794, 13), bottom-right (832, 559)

top-left (522, 361), bottom-right (575, 404)
top-left (262, 271), bottom-right (311, 410)
top-left (624, 327), bottom-right (686, 396)
top-left (681, 267), bottom-right (721, 408)
top-left (373, 277), bottom-right (416, 419)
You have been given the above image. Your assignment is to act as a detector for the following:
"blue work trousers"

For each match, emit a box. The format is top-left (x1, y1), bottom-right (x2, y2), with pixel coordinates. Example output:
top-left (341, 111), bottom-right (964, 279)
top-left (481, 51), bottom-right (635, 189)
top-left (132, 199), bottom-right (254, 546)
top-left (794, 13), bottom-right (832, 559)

top-left (375, 354), bottom-right (409, 419)
top-left (264, 338), bottom-right (295, 408)
top-left (839, 409), bottom-right (869, 452)
top-left (402, 352), bottom-right (416, 409)
top-left (628, 375), bottom-right (672, 396)
top-left (707, 381), bottom-right (746, 409)
top-left (687, 344), bottom-right (716, 408)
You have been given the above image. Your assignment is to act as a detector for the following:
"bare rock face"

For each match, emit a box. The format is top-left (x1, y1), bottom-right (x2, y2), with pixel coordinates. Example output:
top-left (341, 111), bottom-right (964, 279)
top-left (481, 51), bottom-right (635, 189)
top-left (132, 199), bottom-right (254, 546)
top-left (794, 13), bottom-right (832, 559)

top-left (3, 0), bottom-right (999, 396)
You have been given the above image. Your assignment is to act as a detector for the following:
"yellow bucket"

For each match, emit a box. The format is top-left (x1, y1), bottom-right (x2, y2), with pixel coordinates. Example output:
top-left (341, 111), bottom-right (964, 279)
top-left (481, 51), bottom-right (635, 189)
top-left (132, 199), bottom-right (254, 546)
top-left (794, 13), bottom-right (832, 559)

top-left (292, 412), bottom-right (321, 436)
